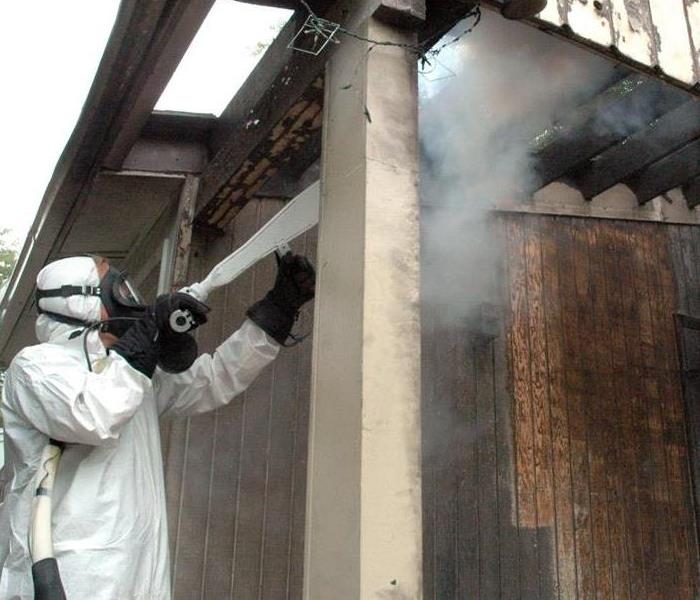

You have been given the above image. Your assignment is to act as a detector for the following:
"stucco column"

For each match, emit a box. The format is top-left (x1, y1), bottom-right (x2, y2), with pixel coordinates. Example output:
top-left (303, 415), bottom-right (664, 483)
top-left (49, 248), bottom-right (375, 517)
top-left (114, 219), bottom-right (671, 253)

top-left (304, 10), bottom-right (422, 600)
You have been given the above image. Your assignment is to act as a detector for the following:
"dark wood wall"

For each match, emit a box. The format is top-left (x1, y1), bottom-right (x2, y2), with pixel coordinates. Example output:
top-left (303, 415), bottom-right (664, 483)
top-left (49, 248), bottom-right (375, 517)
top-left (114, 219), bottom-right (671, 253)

top-left (423, 214), bottom-right (700, 599)
top-left (161, 197), bottom-right (315, 600)
top-left (162, 207), bottom-right (700, 599)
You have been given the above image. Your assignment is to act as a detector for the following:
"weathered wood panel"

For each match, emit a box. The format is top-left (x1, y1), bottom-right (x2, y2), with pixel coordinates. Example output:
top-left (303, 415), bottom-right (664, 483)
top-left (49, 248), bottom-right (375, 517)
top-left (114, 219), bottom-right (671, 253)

top-left (423, 212), bottom-right (700, 598)
top-left (163, 198), bottom-right (316, 600)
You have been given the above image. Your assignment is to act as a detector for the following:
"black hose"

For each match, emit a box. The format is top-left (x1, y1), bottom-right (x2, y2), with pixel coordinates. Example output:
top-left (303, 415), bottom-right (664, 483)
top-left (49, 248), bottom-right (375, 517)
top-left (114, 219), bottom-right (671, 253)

top-left (32, 558), bottom-right (66, 600)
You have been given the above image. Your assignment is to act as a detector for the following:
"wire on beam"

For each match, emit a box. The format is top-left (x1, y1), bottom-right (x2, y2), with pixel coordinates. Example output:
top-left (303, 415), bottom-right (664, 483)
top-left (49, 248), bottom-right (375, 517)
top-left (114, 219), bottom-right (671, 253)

top-left (292, 0), bottom-right (482, 70)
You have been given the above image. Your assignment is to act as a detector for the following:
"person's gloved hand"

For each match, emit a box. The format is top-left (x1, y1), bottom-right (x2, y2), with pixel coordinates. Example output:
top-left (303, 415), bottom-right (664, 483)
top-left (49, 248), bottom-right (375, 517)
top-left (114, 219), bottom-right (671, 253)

top-left (156, 332), bottom-right (199, 374)
top-left (110, 317), bottom-right (159, 378)
top-left (153, 292), bottom-right (210, 335)
top-left (246, 252), bottom-right (316, 345)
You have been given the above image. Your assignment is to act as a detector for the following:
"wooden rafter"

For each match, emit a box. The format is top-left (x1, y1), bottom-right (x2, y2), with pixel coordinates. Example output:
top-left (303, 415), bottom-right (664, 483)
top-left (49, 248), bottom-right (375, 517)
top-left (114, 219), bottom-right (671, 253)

top-left (625, 138), bottom-right (700, 205)
top-left (571, 100), bottom-right (700, 200)
top-left (532, 75), bottom-right (687, 189)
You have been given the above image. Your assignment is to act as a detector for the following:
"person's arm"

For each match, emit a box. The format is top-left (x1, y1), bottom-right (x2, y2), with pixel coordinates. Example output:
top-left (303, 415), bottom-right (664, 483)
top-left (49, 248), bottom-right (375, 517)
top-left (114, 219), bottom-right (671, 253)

top-left (5, 348), bottom-right (149, 445)
top-left (154, 319), bottom-right (279, 419)
top-left (154, 252), bottom-right (315, 419)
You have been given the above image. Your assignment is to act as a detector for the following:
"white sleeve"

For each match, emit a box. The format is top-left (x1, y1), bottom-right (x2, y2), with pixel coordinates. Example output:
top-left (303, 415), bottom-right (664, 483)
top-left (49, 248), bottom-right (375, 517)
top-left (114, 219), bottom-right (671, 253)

top-left (154, 319), bottom-right (280, 419)
top-left (5, 352), bottom-right (148, 446)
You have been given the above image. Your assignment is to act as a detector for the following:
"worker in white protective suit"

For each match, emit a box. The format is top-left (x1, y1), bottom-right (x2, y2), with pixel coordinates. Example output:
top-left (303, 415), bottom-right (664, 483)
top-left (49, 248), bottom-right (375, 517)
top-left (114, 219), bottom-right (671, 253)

top-left (0, 252), bottom-right (315, 600)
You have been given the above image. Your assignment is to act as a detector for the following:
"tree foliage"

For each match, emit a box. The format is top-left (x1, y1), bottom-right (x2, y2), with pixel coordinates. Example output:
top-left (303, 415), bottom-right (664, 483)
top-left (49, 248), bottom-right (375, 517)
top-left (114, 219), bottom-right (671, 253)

top-left (0, 229), bottom-right (18, 287)
top-left (0, 229), bottom-right (18, 428)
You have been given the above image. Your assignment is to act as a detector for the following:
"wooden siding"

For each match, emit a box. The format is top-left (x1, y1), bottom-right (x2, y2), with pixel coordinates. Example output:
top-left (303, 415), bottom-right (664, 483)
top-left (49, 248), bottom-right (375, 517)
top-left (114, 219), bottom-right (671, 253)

top-left (161, 197), bottom-right (315, 600)
top-left (423, 213), bottom-right (700, 598)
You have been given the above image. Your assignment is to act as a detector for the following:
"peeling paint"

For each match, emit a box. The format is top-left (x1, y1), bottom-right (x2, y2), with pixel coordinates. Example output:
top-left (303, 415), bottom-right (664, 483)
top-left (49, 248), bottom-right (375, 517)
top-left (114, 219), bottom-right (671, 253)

top-left (566, 0), bottom-right (613, 46)
top-left (648, 0), bottom-right (695, 83)
top-left (685, 0), bottom-right (700, 80)
top-left (536, 0), bottom-right (698, 86)
top-left (610, 0), bottom-right (656, 64)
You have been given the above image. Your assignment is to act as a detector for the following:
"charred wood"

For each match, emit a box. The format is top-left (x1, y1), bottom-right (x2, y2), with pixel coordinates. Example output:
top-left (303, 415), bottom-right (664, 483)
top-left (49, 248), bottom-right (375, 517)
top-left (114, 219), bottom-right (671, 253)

top-left (683, 175), bottom-right (700, 210)
top-left (571, 100), bottom-right (700, 200)
top-left (625, 138), bottom-right (700, 205)
top-left (532, 75), bottom-right (687, 190)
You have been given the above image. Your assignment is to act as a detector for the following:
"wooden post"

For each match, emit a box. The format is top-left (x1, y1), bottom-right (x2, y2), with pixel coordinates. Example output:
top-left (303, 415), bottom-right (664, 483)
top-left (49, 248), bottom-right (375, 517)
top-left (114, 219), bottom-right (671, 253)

top-left (171, 175), bottom-right (199, 291)
top-left (304, 5), bottom-right (423, 599)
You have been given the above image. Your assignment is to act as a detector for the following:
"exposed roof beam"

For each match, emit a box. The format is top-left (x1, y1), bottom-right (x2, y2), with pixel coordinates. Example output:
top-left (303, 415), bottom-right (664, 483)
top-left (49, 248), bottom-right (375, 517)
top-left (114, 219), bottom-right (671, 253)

top-left (197, 9), bottom-right (320, 216)
top-left (532, 75), bottom-right (687, 189)
top-left (102, 0), bottom-right (216, 169)
top-left (625, 138), bottom-right (700, 205)
top-left (197, 0), bottom-right (476, 230)
top-left (571, 100), bottom-right (700, 199)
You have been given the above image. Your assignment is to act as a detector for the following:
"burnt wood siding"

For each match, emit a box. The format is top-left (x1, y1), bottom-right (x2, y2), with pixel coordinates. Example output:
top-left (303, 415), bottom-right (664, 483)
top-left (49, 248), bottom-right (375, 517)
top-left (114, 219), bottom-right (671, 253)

top-left (161, 197), bottom-right (315, 600)
top-left (423, 214), bottom-right (700, 599)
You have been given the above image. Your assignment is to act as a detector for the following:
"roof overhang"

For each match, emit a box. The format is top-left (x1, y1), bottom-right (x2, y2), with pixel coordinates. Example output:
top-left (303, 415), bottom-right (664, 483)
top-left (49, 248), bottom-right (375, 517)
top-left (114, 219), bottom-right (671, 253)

top-left (2, 0), bottom-right (699, 367)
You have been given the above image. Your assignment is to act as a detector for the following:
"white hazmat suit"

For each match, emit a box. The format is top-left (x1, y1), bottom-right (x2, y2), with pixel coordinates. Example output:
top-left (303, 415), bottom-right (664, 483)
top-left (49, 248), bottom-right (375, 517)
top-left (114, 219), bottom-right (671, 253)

top-left (0, 257), bottom-right (280, 599)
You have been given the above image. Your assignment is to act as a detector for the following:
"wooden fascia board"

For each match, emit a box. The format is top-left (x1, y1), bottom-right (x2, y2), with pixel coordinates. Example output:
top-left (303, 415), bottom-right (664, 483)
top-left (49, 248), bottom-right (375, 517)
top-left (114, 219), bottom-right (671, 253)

top-left (0, 0), bottom-right (185, 359)
top-left (102, 0), bottom-right (217, 170)
top-left (480, 0), bottom-right (700, 97)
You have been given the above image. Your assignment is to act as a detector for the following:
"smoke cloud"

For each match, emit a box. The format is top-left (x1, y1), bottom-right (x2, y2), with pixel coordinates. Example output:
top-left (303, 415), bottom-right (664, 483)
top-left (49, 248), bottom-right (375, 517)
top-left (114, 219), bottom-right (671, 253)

top-left (419, 9), bottom-right (616, 329)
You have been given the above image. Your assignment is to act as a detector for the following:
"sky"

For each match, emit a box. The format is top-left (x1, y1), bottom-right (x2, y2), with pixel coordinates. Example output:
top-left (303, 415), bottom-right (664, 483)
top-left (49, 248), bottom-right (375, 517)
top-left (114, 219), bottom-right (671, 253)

top-left (0, 0), bottom-right (292, 252)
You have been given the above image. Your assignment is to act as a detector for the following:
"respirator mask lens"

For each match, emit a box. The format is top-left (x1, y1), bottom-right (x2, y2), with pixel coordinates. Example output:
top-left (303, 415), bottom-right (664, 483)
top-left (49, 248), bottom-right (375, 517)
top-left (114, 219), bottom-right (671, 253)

top-left (100, 268), bottom-right (147, 337)
top-left (112, 274), bottom-right (144, 308)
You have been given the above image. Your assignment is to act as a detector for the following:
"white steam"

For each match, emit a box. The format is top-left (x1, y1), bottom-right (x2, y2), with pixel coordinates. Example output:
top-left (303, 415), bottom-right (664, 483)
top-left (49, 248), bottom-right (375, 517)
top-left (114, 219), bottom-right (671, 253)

top-left (420, 9), bottom-right (616, 328)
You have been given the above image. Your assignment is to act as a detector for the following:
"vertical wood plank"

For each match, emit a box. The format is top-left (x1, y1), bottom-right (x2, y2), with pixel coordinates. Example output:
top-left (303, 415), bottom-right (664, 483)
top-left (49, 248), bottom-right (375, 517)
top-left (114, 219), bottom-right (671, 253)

top-left (524, 217), bottom-right (558, 598)
top-left (285, 227), bottom-right (316, 600)
top-left (455, 337), bottom-right (479, 600)
top-left (558, 218), bottom-right (596, 600)
top-left (660, 225), bottom-right (700, 598)
top-left (606, 221), bottom-right (649, 599)
top-left (259, 213), bottom-right (308, 600)
top-left (432, 324), bottom-right (460, 599)
top-left (475, 339), bottom-right (501, 599)
top-left (588, 220), bottom-right (631, 600)
top-left (196, 229), bottom-right (239, 600)
top-left (639, 224), bottom-right (682, 598)
top-left (199, 201), bottom-right (258, 599)
top-left (541, 217), bottom-right (578, 600)
top-left (495, 217), bottom-right (521, 600)
top-left (507, 217), bottom-right (541, 599)
top-left (577, 220), bottom-right (614, 600)
top-left (171, 228), bottom-right (232, 600)
top-left (230, 199), bottom-right (278, 600)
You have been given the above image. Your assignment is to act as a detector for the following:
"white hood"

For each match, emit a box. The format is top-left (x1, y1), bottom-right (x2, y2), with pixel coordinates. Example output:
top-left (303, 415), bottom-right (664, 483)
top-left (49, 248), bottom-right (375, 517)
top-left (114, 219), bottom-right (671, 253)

top-left (35, 256), bottom-right (102, 344)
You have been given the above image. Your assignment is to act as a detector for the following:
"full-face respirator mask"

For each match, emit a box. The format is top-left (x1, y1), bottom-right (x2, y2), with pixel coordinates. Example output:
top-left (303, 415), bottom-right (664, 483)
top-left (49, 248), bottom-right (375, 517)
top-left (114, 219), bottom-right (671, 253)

top-left (36, 266), bottom-right (147, 337)
top-left (36, 261), bottom-right (205, 374)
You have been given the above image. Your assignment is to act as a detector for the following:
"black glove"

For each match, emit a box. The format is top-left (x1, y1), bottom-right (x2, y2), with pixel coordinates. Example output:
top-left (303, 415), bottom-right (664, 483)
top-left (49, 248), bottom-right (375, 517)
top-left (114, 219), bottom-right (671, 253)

top-left (153, 292), bottom-right (210, 335)
top-left (156, 332), bottom-right (199, 374)
top-left (247, 252), bottom-right (316, 345)
top-left (110, 317), bottom-right (159, 378)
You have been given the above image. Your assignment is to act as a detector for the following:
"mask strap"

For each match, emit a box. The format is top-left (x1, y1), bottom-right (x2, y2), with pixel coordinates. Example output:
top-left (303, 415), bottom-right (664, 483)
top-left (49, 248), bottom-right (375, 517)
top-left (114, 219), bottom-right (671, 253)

top-left (36, 285), bottom-right (101, 300)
